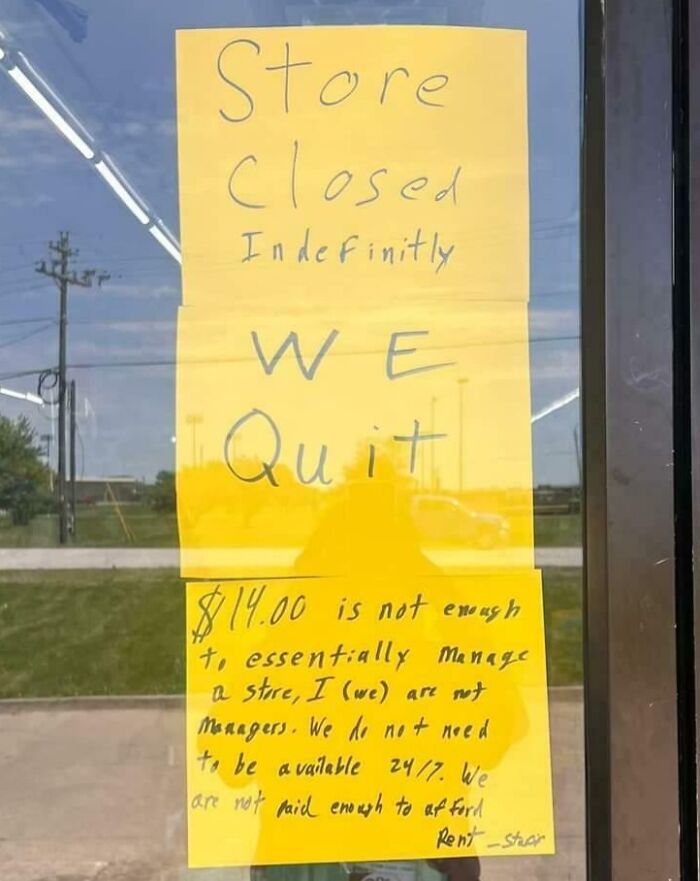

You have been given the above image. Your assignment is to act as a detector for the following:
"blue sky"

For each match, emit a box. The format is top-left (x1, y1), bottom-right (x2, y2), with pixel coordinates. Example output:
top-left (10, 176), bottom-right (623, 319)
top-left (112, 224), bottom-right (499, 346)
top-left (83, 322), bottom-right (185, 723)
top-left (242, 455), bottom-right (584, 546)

top-left (0, 0), bottom-right (580, 484)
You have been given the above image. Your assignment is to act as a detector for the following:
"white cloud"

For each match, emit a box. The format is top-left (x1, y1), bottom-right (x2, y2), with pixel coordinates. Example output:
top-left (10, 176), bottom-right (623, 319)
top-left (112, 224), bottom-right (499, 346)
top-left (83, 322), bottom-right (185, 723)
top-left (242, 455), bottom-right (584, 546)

top-left (531, 345), bottom-right (579, 381)
top-left (529, 306), bottom-right (579, 336)
top-left (0, 107), bottom-right (51, 134)
top-left (0, 191), bottom-right (53, 207)
top-left (72, 281), bottom-right (179, 300)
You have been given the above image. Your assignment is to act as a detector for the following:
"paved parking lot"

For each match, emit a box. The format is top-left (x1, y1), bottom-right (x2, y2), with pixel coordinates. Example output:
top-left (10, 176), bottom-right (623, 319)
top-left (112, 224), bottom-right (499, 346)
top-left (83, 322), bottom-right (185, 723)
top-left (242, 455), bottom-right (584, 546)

top-left (0, 691), bottom-right (584, 881)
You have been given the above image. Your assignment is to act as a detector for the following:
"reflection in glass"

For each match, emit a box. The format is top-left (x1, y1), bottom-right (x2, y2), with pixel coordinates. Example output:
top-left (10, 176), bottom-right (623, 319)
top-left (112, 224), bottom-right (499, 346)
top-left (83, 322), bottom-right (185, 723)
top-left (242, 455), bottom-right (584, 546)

top-left (0, 2), bottom-right (583, 880)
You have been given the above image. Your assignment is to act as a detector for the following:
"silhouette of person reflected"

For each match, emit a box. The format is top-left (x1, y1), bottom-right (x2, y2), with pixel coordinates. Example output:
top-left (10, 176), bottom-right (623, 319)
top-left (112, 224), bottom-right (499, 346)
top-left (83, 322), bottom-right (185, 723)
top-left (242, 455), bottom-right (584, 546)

top-left (292, 451), bottom-right (482, 881)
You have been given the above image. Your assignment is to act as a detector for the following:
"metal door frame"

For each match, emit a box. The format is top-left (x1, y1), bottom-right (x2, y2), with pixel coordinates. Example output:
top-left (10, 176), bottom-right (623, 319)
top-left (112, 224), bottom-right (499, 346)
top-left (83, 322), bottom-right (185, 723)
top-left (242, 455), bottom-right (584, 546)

top-left (582, 0), bottom-right (691, 878)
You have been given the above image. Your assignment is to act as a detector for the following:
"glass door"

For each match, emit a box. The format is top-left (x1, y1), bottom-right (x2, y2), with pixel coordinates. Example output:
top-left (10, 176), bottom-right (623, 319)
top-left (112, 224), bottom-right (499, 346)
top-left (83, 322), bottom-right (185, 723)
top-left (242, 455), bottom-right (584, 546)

top-left (0, 2), bottom-right (592, 879)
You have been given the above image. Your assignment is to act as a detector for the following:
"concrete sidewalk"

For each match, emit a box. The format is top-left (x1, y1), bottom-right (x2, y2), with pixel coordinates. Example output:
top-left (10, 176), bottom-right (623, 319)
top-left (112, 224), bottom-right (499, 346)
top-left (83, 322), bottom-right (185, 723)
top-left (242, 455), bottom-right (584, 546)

top-left (0, 547), bottom-right (583, 571)
top-left (0, 692), bottom-right (585, 881)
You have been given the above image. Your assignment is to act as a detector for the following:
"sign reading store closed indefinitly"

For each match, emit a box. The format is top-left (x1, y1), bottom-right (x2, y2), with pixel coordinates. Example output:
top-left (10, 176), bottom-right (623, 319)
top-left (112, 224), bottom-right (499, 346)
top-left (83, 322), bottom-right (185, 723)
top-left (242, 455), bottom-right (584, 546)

top-left (175, 25), bottom-right (554, 869)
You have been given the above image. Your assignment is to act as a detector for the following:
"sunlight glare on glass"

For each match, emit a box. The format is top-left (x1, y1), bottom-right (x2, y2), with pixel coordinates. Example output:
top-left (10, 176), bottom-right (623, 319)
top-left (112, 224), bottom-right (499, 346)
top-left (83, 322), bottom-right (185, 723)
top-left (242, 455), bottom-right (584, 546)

top-left (6, 66), bottom-right (94, 159)
top-left (95, 158), bottom-right (150, 224)
top-left (149, 225), bottom-right (182, 264)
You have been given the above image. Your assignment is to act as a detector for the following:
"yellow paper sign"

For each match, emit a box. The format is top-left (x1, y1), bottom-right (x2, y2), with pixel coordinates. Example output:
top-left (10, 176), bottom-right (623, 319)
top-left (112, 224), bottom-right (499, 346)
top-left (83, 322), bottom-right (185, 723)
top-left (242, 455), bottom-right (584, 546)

top-left (176, 25), bottom-right (529, 309)
top-left (176, 305), bottom-right (535, 579)
top-left (175, 23), bottom-right (553, 869)
top-left (186, 571), bottom-right (554, 867)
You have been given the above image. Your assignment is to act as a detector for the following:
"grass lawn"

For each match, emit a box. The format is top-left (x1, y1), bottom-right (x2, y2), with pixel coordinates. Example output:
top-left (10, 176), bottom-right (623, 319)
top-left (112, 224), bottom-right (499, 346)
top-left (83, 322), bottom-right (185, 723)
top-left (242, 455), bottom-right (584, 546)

top-left (534, 512), bottom-right (581, 547)
top-left (0, 506), bottom-right (582, 549)
top-left (0, 568), bottom-right (582, 699)
top-left (0, 504), bottom-right (178, 548)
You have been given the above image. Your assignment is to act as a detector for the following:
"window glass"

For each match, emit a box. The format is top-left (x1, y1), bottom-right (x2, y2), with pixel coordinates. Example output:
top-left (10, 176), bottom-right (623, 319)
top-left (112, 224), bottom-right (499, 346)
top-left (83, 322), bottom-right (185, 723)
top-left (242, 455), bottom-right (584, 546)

top-left (0, 2), bottom-right (582, 879)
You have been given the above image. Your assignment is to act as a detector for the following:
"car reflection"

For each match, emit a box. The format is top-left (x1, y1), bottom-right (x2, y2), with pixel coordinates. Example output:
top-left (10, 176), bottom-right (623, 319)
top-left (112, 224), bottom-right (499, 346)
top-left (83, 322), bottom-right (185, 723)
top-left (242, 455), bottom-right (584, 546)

top-left (410, 494), bottom-right (510, 549)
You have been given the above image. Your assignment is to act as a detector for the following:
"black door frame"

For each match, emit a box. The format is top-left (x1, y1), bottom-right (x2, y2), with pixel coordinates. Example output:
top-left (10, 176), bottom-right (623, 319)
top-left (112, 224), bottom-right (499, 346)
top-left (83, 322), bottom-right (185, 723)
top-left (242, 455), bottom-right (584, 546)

top-left (582, 0), bottom-right (692, 879)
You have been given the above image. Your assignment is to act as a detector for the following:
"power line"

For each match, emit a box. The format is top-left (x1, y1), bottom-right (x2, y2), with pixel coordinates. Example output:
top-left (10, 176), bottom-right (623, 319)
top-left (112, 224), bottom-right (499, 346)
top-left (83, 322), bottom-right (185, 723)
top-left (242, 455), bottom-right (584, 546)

top-left (0, 368), bottom-right (55, 381)
top-left (72, 252), bottom-right (173, 265)
top-left (0, 322), bottom-right (54, 348)
top-left (0, 261), bottom-right (44, 274)
top-left (0, 334), bottom-right (581, 377)
top-left (0, 316), bottom-right (55, 326)
top-left (0, 333), bottom-right (582, 383)
top-left (0, 277), bottom-right (56, 289)
top-left (0, 282), bottom-right (55, 298)
top-left (69, 318), bottom-right (175, 326)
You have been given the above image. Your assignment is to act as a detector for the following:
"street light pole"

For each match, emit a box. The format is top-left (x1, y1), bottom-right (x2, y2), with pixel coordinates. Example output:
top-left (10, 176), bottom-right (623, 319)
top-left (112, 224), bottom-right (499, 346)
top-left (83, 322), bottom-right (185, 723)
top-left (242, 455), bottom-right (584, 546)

top-left (458, 378), bottom-right (469, 495)
top-left (41, 433), bottom-right (53, 491)
top-left (573, 425), bottom-right (582, 487)
top-left (186, 414), bottom-right (203, 466)
top-left (430, 396), bottom-right (437, 490)
top-left (69, 380), bottom-right (77, 538)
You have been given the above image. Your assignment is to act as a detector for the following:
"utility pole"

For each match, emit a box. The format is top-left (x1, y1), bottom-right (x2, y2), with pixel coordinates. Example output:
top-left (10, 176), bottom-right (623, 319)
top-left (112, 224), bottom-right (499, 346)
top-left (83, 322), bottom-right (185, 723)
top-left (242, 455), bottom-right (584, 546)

top-left (69, 380), bottom-right (77, 538)
top-left (36, 232), bottom-right (108, 544)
